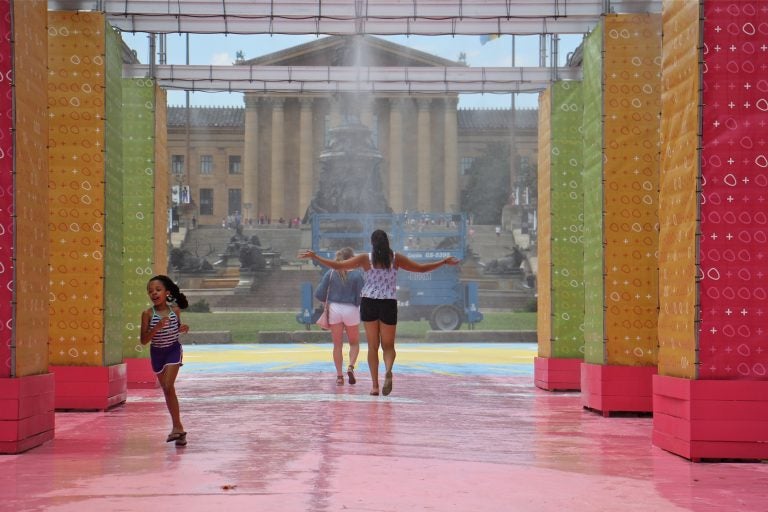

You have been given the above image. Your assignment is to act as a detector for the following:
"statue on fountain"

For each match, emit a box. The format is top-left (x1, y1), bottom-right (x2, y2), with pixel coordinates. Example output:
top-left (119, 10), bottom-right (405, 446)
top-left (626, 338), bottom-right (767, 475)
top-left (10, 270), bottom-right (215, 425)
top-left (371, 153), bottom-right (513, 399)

top-left (304, 120), bottom-right (392, 220)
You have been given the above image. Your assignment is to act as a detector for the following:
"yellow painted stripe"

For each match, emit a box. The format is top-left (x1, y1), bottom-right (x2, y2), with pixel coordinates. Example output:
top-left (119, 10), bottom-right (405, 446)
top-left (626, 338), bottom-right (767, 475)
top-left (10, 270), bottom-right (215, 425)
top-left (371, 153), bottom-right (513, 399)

top-left (184, 345), bottom-right (535, 365)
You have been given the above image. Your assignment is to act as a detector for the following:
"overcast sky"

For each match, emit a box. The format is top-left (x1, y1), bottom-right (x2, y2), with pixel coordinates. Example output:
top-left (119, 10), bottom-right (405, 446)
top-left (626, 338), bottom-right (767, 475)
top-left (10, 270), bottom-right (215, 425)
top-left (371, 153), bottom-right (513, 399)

top-left (121, 32), bottom-right (584, 110)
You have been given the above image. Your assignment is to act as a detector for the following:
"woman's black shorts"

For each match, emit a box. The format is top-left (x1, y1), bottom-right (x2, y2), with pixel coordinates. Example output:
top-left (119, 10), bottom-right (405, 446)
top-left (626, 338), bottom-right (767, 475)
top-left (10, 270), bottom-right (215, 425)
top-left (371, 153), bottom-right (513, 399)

top-left (360, 297), bottom-right (398, 325)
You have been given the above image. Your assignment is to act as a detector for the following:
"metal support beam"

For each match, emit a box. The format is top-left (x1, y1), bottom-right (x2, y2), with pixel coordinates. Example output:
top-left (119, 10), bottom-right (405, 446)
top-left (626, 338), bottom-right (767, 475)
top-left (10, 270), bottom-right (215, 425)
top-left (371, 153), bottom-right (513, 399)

top-left (125, 63), bottom-right (581, 93)
top-left (50, 0), bottom-right (662, 35)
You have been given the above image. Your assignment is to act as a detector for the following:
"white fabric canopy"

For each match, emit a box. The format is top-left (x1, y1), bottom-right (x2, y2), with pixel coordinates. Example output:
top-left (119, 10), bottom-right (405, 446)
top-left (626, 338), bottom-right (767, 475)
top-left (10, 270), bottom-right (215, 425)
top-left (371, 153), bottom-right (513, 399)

top-left (52, 0), bottom-right (662, 35)
top-left (125, 64), bottom-right (580, 93)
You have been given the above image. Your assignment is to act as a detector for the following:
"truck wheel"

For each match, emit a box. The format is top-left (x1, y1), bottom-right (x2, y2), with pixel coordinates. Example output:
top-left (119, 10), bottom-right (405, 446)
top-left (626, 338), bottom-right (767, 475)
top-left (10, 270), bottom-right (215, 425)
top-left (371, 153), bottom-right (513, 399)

top-left (429, 305), bottom-right (463, 331)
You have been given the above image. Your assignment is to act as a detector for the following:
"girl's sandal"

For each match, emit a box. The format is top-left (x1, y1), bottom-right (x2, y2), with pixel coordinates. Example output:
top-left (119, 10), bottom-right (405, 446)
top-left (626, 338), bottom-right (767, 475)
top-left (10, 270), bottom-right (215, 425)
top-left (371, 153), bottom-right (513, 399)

top-left (369, 389), bottom-right (380, 396)
top-left (175, 432), bottom-right (187, 446)
top-left (166, 431), bottom-right (186, 443)
top-left (347, 365), bottom-right (356, 385)
top-left (336, 375), bottom-right (344, 386)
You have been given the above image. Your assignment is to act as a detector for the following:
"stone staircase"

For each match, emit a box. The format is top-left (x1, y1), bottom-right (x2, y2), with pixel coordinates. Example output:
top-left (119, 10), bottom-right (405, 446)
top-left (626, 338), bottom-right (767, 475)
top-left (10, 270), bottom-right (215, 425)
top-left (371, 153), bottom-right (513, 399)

top-left (468, 224), bottom-right (517, 262)
top-left (193, 268), bottom-right (321, 311)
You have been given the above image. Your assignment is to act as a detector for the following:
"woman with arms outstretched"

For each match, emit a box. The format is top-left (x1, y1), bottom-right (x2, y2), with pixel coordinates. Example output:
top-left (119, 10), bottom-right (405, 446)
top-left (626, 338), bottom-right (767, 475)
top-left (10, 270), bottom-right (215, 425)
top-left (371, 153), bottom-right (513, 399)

top-left (300, 229), bottom-right (460, 396)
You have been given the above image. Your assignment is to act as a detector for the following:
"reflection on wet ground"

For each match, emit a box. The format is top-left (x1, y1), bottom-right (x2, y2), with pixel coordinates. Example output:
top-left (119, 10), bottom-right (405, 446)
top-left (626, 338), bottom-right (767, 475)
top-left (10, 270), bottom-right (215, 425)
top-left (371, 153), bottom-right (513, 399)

top-left (3, 343), bottom-right (767, 512)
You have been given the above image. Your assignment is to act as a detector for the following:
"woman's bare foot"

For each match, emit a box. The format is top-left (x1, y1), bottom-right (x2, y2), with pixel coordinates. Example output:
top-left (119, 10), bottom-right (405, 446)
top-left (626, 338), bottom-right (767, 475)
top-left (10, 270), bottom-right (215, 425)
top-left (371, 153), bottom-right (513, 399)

top-left (369, 389), bottom-right (380, 396)
top-left (382, 371), bottom-right (393, 396)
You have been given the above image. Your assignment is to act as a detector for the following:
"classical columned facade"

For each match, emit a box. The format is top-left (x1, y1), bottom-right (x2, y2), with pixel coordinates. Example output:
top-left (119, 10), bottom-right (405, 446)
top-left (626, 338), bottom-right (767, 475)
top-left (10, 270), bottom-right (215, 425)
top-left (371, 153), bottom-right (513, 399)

top-left (165, 36), bottom-right (539, 226)
top-left (241, 93), bottom-right (462, 221)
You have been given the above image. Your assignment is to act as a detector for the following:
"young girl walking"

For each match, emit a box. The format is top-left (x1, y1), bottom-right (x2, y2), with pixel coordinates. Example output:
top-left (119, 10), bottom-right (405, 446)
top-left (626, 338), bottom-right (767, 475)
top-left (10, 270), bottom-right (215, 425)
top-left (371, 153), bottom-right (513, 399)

top-left (314, 247), bottom-right (364, 385)
top-left (141, 275), bottom-right (190, 446)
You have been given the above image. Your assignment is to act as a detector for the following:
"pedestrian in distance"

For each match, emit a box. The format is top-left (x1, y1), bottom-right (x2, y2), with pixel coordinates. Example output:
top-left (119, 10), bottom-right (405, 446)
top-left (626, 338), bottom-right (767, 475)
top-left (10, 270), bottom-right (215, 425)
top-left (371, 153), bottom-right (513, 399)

top-left (314, 247), bottom-right (364, 386)
top-left (300, 229), bottom-right (460, 396)
top-left (140, 275), bottom-right (190, 446)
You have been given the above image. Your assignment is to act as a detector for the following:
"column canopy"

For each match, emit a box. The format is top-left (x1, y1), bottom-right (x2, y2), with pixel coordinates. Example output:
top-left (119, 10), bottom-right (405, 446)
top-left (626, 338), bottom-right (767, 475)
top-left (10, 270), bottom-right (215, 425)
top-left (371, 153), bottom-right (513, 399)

top-left (50, 0), bottom-right (662, 35)
top-left (125, 64), bottom-right (580, 93)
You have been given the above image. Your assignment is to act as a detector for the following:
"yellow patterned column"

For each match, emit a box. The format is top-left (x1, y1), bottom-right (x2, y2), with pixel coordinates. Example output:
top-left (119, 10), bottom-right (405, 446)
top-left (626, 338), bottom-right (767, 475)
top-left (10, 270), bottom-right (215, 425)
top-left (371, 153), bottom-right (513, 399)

top-left (154, 86), bottom-right (169, 275)
top-left (0, 0), bottom-right (54, 454)
top-left (47, 11), bottom-right (127, 410)
top-left (580, 13), bottom-right (662, 414)
top-left (536, 88), bottom-right (553, 358)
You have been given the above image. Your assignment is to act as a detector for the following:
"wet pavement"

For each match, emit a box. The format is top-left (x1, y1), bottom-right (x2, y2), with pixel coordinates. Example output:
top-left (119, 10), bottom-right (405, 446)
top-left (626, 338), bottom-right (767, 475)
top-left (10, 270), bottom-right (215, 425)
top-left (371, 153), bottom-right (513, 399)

top-left (2, 343), bottom-right (768, 512)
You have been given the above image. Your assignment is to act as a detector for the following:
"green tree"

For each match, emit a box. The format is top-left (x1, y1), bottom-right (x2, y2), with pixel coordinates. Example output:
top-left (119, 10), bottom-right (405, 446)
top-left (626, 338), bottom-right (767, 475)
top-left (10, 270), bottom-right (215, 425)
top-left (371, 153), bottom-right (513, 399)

top-left (460, 142), bottom-right (511, 224)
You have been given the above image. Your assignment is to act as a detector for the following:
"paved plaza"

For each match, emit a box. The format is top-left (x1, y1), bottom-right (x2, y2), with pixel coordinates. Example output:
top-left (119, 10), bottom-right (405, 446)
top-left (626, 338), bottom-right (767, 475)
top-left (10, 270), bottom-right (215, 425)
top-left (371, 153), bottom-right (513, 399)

top-left (3, 343), bottom-right (767, 512)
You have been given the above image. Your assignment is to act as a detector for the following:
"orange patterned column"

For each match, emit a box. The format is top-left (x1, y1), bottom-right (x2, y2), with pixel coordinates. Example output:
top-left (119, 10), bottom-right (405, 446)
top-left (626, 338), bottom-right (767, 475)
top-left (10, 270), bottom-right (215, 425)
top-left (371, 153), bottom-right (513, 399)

top-left (0, 0), bottom-right (54, 454)
top-left (580, 13), bottom-right (662, 415)
top-left (47, 11), bottom-right (126, 410)
top-left (654, 0), bottom-right (768, 461)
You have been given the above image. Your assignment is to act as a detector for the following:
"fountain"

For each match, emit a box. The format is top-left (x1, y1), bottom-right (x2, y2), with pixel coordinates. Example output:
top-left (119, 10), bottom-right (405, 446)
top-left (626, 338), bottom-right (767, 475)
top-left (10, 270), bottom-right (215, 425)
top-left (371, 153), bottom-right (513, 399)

top-left (304, 120), bottom-right (391, 219)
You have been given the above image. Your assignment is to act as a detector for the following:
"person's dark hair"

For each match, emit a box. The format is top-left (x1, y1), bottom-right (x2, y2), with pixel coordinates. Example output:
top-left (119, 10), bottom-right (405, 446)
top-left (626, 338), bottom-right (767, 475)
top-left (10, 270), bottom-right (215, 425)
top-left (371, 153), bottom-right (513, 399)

top-left (370, 229), bottom-right (393, 268)
top-left (149, 275), bottom-right (189, 309)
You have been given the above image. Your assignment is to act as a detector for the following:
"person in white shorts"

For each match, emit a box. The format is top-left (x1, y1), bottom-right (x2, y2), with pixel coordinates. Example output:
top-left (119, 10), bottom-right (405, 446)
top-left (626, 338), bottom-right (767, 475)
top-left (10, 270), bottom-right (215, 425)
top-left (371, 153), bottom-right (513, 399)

top-left (314, 247), bottom-right (364, 385)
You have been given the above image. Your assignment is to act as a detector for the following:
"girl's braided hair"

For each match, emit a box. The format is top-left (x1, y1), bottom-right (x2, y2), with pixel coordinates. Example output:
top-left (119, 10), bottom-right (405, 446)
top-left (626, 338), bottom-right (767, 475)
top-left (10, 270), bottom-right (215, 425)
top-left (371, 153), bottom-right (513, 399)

top-left (149, 275), bottom-right (189, 309)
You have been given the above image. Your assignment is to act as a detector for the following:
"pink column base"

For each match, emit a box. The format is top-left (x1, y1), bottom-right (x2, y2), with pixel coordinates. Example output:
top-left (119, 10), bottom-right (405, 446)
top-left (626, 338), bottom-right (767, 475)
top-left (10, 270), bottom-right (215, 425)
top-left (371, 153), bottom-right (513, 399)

top-left (125, 358), bottom-right (159, 389)
top-left (0, 373), bottom-right (55, 454)
top-left (581, 362), bottom-right (657, 416)
top-left (653, 374), bottom-right (768, 461)
top-left (50, 364), bottom-right (127, 411)
top-left (534, 357), bottom-right (581, 391)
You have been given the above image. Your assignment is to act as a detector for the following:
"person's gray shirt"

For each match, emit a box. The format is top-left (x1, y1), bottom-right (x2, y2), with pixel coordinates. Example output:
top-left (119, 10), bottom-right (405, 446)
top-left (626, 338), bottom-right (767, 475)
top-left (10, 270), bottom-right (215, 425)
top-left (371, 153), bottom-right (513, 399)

top-left (314, 269), bottom-right (364, 306)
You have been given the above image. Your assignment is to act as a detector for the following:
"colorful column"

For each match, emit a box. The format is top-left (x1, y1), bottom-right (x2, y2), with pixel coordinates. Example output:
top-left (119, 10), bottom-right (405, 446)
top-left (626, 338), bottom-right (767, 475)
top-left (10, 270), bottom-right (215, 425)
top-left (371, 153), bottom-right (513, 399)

top-left (654, 0), bottom-right (768, 461)
top-left (0, 0), bottom-right (53, 453)
top-left (47, 12), bottom-right (126, 410)
top-left (121, 78), bottom-right (167, 388)
top-left (535, 82), bottom-right (585, 391)
top-left (154, 86), bottom-right (169, 279)
top-left (580, 13), bottom-right (662, 415)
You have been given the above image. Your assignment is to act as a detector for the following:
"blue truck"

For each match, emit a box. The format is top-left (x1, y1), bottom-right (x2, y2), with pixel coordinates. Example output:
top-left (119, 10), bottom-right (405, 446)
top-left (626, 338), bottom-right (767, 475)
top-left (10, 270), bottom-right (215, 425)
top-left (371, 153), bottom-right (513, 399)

top-left (296, 212), bottom-right (483, 331)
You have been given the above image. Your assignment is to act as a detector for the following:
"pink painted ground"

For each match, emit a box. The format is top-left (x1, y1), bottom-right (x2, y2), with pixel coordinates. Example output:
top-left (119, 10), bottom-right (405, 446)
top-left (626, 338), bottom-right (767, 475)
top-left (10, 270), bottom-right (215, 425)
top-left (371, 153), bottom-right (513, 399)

top-left (2, 371), bottom-right (767, 511)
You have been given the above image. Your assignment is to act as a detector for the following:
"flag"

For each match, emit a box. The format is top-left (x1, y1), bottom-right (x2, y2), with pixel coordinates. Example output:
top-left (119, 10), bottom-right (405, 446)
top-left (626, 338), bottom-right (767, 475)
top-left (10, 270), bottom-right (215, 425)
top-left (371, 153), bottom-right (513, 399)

top-left (479, 34), bottom-right (500, 45)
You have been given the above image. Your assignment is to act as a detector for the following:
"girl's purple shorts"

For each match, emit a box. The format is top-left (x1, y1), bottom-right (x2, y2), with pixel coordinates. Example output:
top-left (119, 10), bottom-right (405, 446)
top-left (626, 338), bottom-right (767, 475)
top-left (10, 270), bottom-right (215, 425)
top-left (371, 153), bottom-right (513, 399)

top-left (150, 342), bottom-right (183, 374)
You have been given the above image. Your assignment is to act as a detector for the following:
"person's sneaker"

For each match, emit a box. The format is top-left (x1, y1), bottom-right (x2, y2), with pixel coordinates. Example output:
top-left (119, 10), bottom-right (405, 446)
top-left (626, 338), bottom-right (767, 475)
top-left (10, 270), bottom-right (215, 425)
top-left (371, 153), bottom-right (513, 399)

top-left (347, 365), bottom-right (356, 385)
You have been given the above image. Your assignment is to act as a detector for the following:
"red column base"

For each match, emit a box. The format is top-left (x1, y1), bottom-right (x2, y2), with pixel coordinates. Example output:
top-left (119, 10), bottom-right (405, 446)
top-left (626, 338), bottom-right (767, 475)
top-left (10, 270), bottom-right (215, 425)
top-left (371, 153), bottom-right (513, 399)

top-left (534, 357), bottom-right (581, 391)
top-left (50, 364), bottom-right (127, 411)
top-left (125, 358), bottom-right (159, 389)
top-left (581, 363), bottom-right (656, 416)
top-left (0, 373), bottom-right (55, 454)
top-left (653, 375), bottom-right (768, 462)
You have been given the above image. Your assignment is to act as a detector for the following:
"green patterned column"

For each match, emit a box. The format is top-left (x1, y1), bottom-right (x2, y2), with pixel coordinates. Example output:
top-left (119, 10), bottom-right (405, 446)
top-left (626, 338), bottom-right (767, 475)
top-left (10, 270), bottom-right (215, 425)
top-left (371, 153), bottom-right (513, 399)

top-left (550, 81), bottom-right (585, 358)
top-left (122, 78), bottom-right (162, 387)
top-left (103, 25), bottom-right (124, 368)
top-left (581, 23), bottom-right (605, 364)
top-left (534, 82), bottom-right (585, 391)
